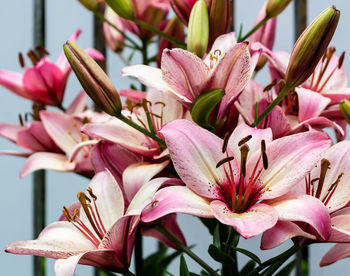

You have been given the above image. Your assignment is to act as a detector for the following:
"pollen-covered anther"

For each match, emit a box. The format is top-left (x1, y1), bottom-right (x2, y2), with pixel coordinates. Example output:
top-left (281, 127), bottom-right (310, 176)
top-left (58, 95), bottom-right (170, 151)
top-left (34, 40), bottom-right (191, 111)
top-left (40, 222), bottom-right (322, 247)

top-left (238, 135), bottom-right (252, 147)
top-left (222, 133), bottom-right (230, 153)
top-left (216, 156), bottom-right (235, 168)
top-left (261, 140), bottom-right (269, 170)
top-left (239, 144), bottom-right (250, 177)
top-left (18, 52), bottom-right (25, 68)
top-left (338, 52), bottom-right (345, 68)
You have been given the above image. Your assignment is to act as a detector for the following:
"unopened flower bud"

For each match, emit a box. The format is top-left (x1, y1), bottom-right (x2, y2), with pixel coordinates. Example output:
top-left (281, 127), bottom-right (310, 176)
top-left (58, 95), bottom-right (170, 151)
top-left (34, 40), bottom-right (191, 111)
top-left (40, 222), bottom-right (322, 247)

top-left (265, 0), bottom-right (292, 18)
top-left (63, 41), bottom-right (122, 116)
top-left (187, 0), bottom-right (209, 58)
top-left (77, 0), bottom-right (104, 11)
top-left (340, 99), bottom-right (350, 124)
top-left (191, 89), bottom-right (225, 130)
top-left (105, 0), bottom-right (134, 20)
top-left (285, 6), bottom-right (340, 87)
top-left (170, 0), bottom-right (197, 25)
top-left (207, 0), bottom-right (230, 48)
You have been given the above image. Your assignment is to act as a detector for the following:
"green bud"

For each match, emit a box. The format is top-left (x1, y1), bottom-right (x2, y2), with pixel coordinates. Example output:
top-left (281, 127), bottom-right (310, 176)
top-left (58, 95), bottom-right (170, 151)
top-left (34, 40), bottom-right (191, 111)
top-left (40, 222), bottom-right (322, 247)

top-left (63, 41), bottom-right (122, 116)
top-left (340, 99), bottom-right (350, 124)
top-left (77, 0), bottom-right (103, 11)
top-left (265, 0), bottom-right (292, 18)
top-left (187, 0), bottom-right (209, 58)
top-left (105, 0), bottom-right (134, 20)
top-left (285, 6), bottom-right (340, 87)
top-left (191, 89), bottom-right (225, 130)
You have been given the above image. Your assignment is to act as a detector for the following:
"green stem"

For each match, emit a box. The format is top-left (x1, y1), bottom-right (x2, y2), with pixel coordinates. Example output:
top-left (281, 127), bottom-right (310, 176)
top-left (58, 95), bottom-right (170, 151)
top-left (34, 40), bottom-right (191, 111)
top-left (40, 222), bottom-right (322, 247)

top-left (156, 226), bottom-right (220, 276)
top-left (133, 19), bottom-right (186, 49)
top-left (94, 12), bottom-right (141, 50)
top-left (296, 246), bottom-right (309, 276)
top-left (117, 114), bottom-right (166, 147)
top-left (252, 84), bottom-right (292, 127)
top-left (134, 229), bottom-right (143, 275)
top-left (238, 16), bottom-right (269, 42)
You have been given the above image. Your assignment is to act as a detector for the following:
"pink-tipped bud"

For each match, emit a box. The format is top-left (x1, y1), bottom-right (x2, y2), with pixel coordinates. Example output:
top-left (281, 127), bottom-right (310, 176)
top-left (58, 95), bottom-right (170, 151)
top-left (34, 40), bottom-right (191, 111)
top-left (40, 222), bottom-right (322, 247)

top-left (187, 0), bottom-right (209, 58)
top-left (340, 99), bottom-right (350, 124)
top-left (170, 0), bottom-right (197, 25)
top-left (103, 7), bottom-right (125, 52)
top-left (207, 0), bottom-right (230, 48)
top-left (285, 6), bottom-right (340, 87)
top-left (105, 0), bottom-right (135, 20)
top-left (63, 41), bottom-right (122, 116)
top-left (157, 17), bottom-right (185, 67)
top-left (266, 0), bottom-right (292, 18)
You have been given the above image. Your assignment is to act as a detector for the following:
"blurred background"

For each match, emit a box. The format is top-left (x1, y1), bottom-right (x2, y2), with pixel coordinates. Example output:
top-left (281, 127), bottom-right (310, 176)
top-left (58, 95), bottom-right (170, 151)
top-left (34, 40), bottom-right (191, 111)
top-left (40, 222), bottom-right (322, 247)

top-left (0, 0), bottom-right (349, 275)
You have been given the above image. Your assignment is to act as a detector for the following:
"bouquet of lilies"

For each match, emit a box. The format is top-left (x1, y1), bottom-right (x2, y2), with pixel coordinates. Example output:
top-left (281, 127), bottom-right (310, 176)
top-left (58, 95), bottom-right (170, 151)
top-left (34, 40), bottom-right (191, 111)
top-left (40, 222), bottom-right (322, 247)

top-left (2, 0), bottom-right (350, 275)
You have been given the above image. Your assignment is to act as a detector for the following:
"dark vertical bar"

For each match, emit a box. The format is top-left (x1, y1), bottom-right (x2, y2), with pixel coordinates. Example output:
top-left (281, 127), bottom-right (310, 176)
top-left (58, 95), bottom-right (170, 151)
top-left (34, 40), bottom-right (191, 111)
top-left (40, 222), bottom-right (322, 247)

top-left (33, 0), bottom-right (46, 275)
top-left (93, 4), bottom-right (107, 276)
top-left (294, 1), bottom-right (308, 275)
top-left (229, 0), bottom-right (235, 32)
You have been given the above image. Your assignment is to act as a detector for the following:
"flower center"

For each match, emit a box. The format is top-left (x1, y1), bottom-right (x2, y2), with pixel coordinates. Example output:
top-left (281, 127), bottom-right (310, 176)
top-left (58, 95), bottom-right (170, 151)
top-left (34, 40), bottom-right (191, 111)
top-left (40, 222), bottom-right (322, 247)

top-left (62, 187), bottom-right (107, 247)
top-left (305, 158), bottom-right (343, 207)
top-left (217, 135), bottom-right (269, 213)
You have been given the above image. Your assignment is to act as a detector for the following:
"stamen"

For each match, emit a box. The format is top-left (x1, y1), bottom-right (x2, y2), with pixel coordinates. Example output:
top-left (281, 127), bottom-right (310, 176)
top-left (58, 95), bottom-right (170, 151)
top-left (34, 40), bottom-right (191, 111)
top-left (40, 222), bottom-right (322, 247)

top-left (238, 135), bottom-right (252, 147)
top-left (216, 156), bottom-right (234, 168)
top-left (338, 52), bottom-right (345, 69)
top-left (27, 50), bottom-right (40, 65)
top-left (261, 140), bottom-right (268, 170)
top-left (240, 145), bottom-right (250, 177)
top-left (62, 206), bottom-right (72, 222)
top-left (315, 159), bottom-right (331, 199)
top-left (77, 192), bottom-right (104, 240)
top-left (35, 45), bottom-right (50, 56)
top-left (323, 172), bottom-right (343, 206)
top-left (263, 79), bottom-right (277, 92)
top-left (18, 114), bottom-right (24, 126)
top-left (222, 133), bottom-right (230, 153)
top-left (18, 52), bottom-right (25, 68)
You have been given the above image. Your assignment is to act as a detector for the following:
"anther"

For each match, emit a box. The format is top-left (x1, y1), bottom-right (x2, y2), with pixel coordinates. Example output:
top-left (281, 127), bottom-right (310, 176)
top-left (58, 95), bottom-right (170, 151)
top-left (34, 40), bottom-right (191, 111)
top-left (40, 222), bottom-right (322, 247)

top-left (18, 114), bottom-right (24, 126)
top-left (27, 50), bottom-right (40, 65)
top-left (18, 53), bottom-right (25, 68)
top-left (240, 145), bottom-right (250, 177)
top-left (222, 133), bottom-right (230, 153)
top-left (87, 187), bottom-right (97, 201)
top-left (338, 52), bottom-right (345, 69)
top-left (238, 135), bottom-right (252, 147)
top-left (216, 156), bottom-right (235, 168)
top-left (35, 45), bottom-right (50, 56)
top-left (263, 79), bottom-right (277, 92)
top-left (62, 206), bottom-right (72, 222)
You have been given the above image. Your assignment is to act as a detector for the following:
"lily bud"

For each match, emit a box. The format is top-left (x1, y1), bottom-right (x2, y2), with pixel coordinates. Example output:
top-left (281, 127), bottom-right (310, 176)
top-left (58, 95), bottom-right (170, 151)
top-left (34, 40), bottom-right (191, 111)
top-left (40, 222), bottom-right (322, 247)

top-left (207, 0), bottom-right (230, 48)
top-left (63, 41), bottom-right (122, 116)
top-left (103, 7), bottom-right (125, 52)
top-left (285, 6), bottom-right (340, 87)
top-left (191, 89), bottom-right (225, 130)
top-left (157, 17), bottom-right (185, 67)
top-left (187, 0), bottom-right (209, 58)
top-left (340, 100), bottom-right (350, 124)
top-left (77, 0), bottom-right (103, 11)
top-left (105, 0), bottom-right (134, 20)
top-left (170, 0), bottom-right (197, 25)
top-left (265, 0), bottom-right (292, 18)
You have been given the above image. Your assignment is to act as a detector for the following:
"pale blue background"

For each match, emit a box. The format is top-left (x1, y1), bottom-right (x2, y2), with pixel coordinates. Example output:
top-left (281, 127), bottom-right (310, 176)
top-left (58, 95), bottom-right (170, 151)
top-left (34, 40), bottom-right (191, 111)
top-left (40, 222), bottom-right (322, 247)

top-left (0, 1), bottom-right (350, 275)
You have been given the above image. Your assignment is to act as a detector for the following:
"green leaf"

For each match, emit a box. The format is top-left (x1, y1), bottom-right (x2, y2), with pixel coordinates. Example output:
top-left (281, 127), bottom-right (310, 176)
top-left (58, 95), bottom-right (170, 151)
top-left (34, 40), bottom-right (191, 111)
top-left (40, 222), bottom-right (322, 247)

top-left (261, 260), bottom-right (284, 276)
top-left (213, 223), bottom-right (221, 248)
top-left (208, 244), bottom-right (235, 264)
top-left (190, 89), bottom-right (225, 130)
top-left (232, 247), bottom-right (261, 264)
top-left (275, 259), bottom-right (297, 276)
top-left (180, 255), bottom-right (191, 276)
top-left (140, 246), bottom-right (168, 276)
top-left (239, 260), bottom-right (256, 276)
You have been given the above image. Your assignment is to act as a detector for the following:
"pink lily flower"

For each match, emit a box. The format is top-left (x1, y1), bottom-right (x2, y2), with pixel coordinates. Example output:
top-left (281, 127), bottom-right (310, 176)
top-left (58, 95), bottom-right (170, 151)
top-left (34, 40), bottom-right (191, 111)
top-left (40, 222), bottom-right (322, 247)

top-left (82, 89), bottom-right (184, 159)
top-left (235, 80), bottom-right (344, 138)
top-left (6, 170), bottom-right (139, 275)
top-left (122, 33), bottom-right (253, 119)
top-left (0, 29), bottom-right (103, 106)
top-left (20, 102), bottom-right (107, 177)
top-left (169, 0), bottom-right (197, 25)
top-left (103, 7), bottom-right (126, 52)
top-left (261, 140), bottom-right (350, 249)
top-left (141, 119), bottom-right (332, 238)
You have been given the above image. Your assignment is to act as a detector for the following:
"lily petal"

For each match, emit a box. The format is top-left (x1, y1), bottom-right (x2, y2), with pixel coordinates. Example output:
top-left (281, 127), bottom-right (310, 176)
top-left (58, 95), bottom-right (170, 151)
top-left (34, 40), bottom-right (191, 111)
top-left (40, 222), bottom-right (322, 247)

top-left (320, 243), bottom-right (350, 266)
top-left (141, 186), bottom-right (213, 223)
top-left (210, 201), bottom-right (278, 238)
top-left (20, 152), bottom-right (75, 177)
top-left (66, 90), bottom-right (88, 115)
